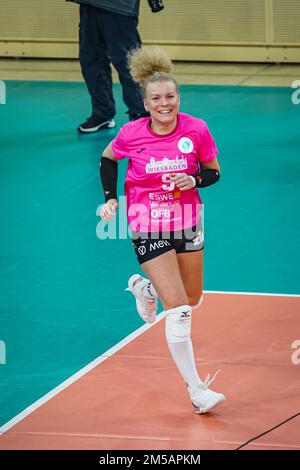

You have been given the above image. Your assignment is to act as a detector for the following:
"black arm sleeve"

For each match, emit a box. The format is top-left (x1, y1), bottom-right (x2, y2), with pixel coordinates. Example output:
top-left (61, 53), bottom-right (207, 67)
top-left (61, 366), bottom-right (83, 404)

top-left (192, 168), bottom-right (220, 188)
top-left (100, 157), bottom-right (118, 202)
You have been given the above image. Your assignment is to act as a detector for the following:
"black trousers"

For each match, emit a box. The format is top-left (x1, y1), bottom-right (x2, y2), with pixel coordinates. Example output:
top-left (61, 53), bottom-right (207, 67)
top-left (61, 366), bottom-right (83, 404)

top-left (79, 5), bottom-right (145, 119)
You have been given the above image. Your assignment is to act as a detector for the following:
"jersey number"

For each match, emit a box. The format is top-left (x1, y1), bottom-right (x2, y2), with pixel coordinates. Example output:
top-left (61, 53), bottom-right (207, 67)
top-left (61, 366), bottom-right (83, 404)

top-left (161, 174), bottom-right (175, 191)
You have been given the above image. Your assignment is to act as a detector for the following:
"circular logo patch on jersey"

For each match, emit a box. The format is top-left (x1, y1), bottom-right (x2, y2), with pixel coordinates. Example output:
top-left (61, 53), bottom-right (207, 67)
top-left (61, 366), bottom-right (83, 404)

top-left (178, 137), bottom-right (194, 154)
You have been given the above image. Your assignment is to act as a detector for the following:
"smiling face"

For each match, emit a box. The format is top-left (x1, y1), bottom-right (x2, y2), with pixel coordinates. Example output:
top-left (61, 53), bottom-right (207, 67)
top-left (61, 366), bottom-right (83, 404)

top-left (144, 80), bottom-right (180, 133)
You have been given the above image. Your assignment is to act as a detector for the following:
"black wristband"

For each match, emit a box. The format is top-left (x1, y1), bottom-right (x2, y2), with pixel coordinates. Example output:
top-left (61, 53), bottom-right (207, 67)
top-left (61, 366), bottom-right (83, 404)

top-left (100, 157), bottom-right (118, 202)
top-left (192, 168), bottom-right (220, 188)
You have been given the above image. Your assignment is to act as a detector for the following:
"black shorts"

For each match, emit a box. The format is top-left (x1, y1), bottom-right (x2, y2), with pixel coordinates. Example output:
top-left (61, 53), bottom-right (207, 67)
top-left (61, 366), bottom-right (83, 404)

top-left (131, 224), bottom-right (204, 265)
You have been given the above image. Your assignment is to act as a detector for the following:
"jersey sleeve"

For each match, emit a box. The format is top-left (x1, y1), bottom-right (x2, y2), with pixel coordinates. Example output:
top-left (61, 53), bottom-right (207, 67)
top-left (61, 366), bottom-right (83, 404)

top-left (196, 121), bottom-right (219, 163)
top-left (111, 125), bottom-right (129, 161)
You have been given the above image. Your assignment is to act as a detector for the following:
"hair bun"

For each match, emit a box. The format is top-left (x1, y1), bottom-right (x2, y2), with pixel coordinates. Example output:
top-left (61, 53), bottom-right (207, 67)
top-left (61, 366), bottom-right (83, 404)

top-left (128, 47), bottom-right (173, 84)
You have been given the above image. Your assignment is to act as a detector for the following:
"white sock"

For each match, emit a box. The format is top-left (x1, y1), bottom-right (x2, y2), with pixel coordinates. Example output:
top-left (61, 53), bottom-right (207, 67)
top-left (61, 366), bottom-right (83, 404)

top-left (168, 339), bottom-right (202, 396)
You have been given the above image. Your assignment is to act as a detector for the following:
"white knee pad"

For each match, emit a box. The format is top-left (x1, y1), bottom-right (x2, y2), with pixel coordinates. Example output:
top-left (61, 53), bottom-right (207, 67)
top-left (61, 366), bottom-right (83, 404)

top-left (165, 304), bottom-right (192, 343)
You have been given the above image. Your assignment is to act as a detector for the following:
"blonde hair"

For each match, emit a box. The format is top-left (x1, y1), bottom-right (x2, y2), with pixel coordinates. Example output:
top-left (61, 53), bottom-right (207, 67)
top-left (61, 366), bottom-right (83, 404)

top-left (128, 47), bottom-right (178, 97)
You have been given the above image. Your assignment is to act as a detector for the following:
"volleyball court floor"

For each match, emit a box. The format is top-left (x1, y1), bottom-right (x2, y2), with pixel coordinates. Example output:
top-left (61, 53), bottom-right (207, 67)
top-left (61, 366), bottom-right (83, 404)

top-left (0, 79), bottom-right (299, 449)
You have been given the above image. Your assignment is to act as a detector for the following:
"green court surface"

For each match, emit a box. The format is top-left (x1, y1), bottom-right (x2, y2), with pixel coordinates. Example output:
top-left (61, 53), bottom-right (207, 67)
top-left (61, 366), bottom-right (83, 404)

top-left (0, 81), bottom-right (299, 427)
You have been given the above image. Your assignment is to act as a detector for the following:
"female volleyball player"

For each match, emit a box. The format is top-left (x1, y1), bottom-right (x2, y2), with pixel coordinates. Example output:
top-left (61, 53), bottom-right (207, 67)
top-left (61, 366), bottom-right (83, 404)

top-left (100, 47), bottom-right (225, 414)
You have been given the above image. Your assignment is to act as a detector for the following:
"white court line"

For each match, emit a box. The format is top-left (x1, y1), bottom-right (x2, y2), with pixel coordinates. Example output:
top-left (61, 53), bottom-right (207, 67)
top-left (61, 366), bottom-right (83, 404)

top-left (1, 289), bottom-right (299, 436)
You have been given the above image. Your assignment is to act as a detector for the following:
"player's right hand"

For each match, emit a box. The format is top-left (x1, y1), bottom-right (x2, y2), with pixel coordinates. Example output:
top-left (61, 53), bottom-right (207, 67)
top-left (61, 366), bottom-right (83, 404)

top-left (100, 199), bottom-right (118, 221)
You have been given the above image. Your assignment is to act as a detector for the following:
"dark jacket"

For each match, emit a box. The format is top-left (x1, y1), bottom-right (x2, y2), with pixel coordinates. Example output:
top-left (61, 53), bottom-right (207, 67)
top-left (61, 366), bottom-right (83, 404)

top-left (68, 0), bottom-right (140, 16)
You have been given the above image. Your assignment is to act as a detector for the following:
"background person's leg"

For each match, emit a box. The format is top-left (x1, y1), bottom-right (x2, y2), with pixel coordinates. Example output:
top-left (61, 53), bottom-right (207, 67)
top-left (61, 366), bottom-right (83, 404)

top-left (79, 5), bottom-right (115, 120)
top-left (101, 10), bottom-right (146, 118)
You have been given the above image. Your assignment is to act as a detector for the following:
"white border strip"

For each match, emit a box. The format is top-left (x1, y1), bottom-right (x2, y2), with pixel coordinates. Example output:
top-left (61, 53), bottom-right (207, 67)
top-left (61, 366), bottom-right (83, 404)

top-left (0, 311), bottom-right (167, 436)
top-left (205, 290), bottom-right (300, 298)
top-left (1, 289), bottom-right (299, 435)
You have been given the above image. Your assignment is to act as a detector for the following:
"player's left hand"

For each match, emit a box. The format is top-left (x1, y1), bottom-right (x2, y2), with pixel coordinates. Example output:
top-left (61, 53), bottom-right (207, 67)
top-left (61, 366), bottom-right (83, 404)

top-left (169, 173), bottom-right (195, 191)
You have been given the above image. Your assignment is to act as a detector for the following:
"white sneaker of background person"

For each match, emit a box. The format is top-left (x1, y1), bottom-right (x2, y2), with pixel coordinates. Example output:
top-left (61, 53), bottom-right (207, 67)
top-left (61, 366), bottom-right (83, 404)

top-left (126, 274), bottom-right (158, 323)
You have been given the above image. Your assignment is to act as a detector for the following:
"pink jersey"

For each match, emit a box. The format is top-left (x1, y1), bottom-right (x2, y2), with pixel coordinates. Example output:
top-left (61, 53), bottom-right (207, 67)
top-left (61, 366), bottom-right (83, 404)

top-left (112, 112), bottom-right (218, 232)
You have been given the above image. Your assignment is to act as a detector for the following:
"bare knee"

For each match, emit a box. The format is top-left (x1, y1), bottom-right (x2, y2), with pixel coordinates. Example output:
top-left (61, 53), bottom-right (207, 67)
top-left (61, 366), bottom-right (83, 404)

top-left (189, 294), bottom-right (203, 308)
top-left (164, 294), bottom-right (203, 311)
top-left (163, 296), bottom-right (189, 311)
